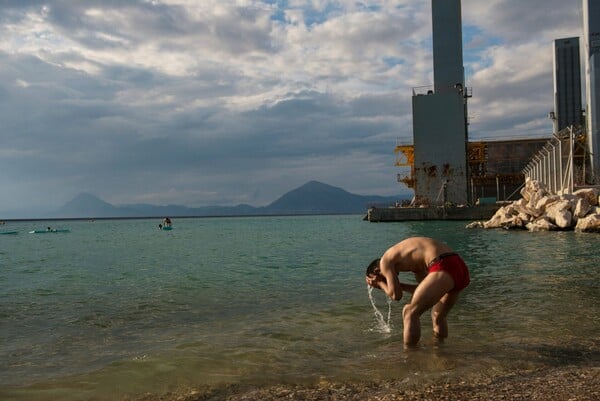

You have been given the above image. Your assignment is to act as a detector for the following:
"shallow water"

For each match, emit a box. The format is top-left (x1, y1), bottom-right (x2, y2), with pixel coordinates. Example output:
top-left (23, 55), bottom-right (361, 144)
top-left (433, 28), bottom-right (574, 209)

top-left (1, 216), bottom-right (599, 400)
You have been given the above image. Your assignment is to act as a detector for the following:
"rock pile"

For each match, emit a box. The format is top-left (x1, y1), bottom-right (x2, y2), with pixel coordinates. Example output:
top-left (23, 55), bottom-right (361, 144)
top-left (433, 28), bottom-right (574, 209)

top-left (466, 178), bottom-right (600, 232)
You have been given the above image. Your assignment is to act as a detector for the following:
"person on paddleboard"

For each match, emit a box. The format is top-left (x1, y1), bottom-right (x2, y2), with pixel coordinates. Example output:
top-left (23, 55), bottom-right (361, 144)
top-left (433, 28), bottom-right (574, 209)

top-left (365, 237), bottom-right (469, 346)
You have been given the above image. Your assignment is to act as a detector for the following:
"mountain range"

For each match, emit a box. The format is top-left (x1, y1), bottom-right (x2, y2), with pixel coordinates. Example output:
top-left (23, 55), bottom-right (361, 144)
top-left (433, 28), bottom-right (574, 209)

top-left (54, 181), bottom-right (407, 218)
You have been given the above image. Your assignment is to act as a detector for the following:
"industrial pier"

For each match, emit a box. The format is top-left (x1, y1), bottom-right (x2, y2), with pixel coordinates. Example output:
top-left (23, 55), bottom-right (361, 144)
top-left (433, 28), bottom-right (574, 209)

top-left (368, 0), bottom-right (600, 222)
top-left (366, 204), bottom-right (500, 223)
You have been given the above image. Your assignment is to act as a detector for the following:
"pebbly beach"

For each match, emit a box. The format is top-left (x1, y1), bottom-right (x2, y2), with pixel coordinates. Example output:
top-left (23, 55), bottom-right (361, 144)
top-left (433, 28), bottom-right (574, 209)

top-left (130, 364), bottom-right (599, 401)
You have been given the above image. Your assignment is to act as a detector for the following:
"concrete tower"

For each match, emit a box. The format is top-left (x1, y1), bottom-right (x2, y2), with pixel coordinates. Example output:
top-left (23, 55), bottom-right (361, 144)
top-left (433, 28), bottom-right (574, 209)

top-left (432, 0), bottom-right (464, 93)
top-left (553, 37), bottom-right (583, 133)
top-left (583, 0), bottom-right (600, 181)
top-left (412, 0), bottom-right (469, 205)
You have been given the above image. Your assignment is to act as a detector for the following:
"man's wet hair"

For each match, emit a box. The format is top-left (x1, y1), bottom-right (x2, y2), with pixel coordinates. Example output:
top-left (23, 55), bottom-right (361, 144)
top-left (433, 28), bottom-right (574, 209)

top-left (366, 258), bottom-right (381, 276)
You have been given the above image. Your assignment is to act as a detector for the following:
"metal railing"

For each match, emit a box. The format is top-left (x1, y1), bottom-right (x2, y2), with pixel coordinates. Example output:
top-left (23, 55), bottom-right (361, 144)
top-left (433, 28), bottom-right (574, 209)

top-left (522, 126), bottom-right (586, 195)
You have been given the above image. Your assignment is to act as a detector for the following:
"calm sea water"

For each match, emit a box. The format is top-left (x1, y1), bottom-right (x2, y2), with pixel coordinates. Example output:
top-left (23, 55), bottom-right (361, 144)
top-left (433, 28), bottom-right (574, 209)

top-left (1, 215), bottom-right (599, 400)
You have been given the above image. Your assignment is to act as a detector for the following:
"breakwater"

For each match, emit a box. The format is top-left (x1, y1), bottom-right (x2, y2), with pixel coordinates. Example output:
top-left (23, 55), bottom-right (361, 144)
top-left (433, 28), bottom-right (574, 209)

top-left (467, 178), bottom-right (600, 232)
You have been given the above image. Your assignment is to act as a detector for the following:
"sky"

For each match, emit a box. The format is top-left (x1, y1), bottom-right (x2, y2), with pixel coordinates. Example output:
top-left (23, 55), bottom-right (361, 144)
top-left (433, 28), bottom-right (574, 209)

top-left (0, 0), bottom-right (586, 217)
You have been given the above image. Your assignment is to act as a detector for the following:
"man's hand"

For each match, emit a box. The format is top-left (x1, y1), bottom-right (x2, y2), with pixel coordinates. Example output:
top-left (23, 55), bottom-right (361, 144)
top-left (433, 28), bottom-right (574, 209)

top-left (365, 273), bottom-right (386, 288)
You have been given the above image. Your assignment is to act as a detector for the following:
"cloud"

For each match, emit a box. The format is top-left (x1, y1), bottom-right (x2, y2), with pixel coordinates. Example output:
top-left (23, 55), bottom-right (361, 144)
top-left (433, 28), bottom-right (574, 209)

top-left (463, 0), bottom-right (583, 44)
top-left (0, 0), bottom-right (587, 216)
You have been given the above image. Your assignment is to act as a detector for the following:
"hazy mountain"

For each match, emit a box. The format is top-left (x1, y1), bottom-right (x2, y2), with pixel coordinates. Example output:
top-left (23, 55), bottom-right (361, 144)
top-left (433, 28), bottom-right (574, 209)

top-left (56, 193), bottom-right (135, 218)
top-left (266, 180), bottom-right (398, 214)
top-left (118, 203), bottom-right (258, 217)
top-left (54, 181), bottom-right (406, 218)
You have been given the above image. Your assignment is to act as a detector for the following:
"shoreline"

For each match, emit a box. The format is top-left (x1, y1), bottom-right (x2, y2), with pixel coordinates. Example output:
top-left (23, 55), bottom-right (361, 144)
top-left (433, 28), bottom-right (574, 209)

top-left (130, 364), bottom-right (599, 401)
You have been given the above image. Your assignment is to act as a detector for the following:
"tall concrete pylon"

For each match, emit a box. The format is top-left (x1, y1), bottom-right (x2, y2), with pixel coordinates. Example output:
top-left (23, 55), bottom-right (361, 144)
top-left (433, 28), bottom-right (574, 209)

top-left (583, 0), bottom-right (600, 182)
top-left (411, 0), bottom-right (469, 206)
top-left (432, 0), bottom-right (464, 93)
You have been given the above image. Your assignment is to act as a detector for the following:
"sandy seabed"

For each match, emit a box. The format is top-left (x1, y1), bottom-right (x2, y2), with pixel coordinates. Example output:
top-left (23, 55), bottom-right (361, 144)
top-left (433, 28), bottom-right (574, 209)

top-left (130, 364), bottom-right (599, 401)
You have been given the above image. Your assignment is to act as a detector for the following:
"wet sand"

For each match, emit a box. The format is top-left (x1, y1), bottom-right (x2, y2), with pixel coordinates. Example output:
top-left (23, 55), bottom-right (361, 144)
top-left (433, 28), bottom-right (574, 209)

top-left (132, 364), bottom-right (599, 401)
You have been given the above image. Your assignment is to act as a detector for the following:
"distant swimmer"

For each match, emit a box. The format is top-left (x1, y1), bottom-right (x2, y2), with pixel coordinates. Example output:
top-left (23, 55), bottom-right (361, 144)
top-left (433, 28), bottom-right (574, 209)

top-left (365, 237), bottom-right (470, 346)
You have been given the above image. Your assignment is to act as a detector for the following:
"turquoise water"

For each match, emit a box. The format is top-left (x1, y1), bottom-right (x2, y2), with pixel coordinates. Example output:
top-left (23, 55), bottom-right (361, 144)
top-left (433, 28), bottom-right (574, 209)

top-left (1, 216), bottom-right (599, 400)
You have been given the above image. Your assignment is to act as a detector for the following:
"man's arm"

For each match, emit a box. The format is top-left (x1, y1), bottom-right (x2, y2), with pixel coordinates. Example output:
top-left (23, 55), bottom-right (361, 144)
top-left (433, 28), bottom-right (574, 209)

top-left (366, 275), bottom-right (415, 297)
top-left (377, 255), bottom-right (403, 301)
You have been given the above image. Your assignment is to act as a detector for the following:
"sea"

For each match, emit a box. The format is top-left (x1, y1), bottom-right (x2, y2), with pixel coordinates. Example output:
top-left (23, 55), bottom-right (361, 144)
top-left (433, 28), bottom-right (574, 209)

top-left (1, 215), bottom-right (599, 401)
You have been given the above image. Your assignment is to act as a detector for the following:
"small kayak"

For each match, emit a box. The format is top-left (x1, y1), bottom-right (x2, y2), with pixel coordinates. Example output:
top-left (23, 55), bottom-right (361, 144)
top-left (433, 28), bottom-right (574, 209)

top-left (0, 231), bottom-right (18, 235)
top-left (161, 226), bottom-right (173, 231)
top-left (29, 229), bottom-right (70, 234)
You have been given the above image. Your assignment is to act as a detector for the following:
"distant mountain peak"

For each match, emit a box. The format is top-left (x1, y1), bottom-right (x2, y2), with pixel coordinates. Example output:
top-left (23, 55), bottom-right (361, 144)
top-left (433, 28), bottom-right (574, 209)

top-left (57, 192), bottom-right (122, 218)
top-left (64, 192), bottom-right (110, 207)
top-left (303, 180), bottom-right (327, 186)
top-left (298, 180), bottom-right (343, 190)
top-left (267, 181), bottom-right (376, 213)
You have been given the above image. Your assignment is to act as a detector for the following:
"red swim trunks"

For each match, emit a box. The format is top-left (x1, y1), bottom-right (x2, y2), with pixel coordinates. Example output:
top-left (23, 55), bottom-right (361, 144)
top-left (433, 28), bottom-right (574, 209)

top-left (427, 252), bottom-right (470, 292)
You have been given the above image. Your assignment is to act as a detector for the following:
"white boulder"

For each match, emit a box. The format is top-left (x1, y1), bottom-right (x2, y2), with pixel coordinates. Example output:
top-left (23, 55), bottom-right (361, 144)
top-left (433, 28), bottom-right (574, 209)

top-left (573, 197), bottom-right (592, 219)
top-left (545, 200), bottom-right (573, 228)
top-left (465, 221), bottom-right (484, 229)
top-left (575, 212), bottom-right (600, 232)
top-left (526, 216), bottom-right (558, 232)
top-left (534, 195), bottom-right (560, 215)
top-left (573, 188), bottom-right (599, 206)
top-left (467, 179), bottom-right (600, 233)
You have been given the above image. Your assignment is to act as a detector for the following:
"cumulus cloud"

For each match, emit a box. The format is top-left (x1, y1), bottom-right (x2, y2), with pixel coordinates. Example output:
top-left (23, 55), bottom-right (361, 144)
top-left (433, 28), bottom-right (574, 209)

top-left (0, 0), bottom-right (585, 215)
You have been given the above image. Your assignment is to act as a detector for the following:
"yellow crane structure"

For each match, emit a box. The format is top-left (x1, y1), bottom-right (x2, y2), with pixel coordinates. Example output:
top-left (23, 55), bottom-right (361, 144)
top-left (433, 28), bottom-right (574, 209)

top-left (395, 139), bottom-right (551, 202)
top-left (394, 144), bottom-right (415, 189)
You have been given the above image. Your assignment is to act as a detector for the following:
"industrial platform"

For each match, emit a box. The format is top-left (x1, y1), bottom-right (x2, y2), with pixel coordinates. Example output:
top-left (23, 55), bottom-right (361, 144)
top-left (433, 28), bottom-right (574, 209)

top-left (365, 204), bottom-right (500, 222)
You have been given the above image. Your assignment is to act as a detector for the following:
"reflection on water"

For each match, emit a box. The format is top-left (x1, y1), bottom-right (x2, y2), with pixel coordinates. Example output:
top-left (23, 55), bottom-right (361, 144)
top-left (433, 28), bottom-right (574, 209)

top-left (1, 217), bottom-right (599, 401)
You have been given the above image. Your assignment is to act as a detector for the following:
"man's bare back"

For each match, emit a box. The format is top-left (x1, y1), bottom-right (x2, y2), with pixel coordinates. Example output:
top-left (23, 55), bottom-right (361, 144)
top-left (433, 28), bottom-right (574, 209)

top-left (382, 236), bottom-right (454, 274)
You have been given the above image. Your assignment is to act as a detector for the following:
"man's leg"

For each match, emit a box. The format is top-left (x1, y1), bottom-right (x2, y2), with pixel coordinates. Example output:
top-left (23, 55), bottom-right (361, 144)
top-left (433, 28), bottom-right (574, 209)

top-left (402, 271), bottom-right (454, 346)
top-left (431, 290), bottom-right (460, 340)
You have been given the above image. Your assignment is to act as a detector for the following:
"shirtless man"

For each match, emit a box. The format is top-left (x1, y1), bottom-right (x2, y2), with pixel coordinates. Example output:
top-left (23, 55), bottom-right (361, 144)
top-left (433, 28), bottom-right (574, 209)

top-left (365, 237), bottom-right (470, 346)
